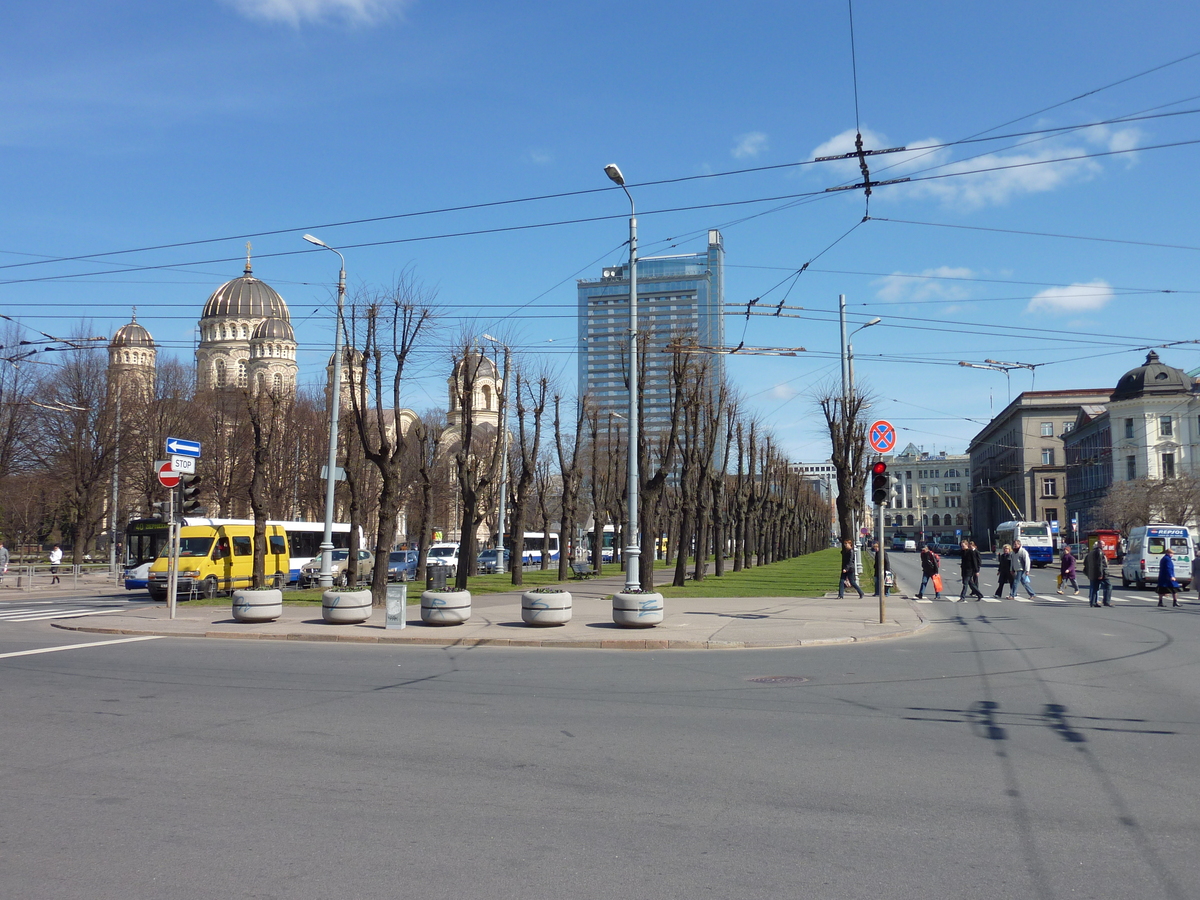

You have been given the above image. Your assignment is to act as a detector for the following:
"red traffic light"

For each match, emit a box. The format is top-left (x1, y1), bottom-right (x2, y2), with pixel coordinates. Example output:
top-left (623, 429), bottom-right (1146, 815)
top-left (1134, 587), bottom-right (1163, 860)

top-left (871, 461), bottom-right (887, 475)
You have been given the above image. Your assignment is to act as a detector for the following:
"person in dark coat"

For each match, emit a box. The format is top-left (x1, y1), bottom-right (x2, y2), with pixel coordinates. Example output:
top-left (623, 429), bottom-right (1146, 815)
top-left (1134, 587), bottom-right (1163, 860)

top-left (994, 543), bottom-right (1014, 598)
top-left (917, 544), bottom-right (941, 600)
top-left (958, 539), bottom-right (984, 601)
top-left (1057, 545), bottom-right (1079, 594)
top-left (1157, 548), bottom-right (1180, 608)
top-left (838, 540), bottom-right (864, 599)
top-left (1083, 542), bottom-right (1111, 607)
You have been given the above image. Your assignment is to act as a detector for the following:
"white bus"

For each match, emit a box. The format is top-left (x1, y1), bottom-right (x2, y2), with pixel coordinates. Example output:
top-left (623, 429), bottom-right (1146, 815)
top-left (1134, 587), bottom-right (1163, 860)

top-left (994, 521), bottom-right (1054, 567)
top-left (123, 518), bottom-right (360, 589)
top-left (586, 524), bottom-right (616, 563)
top-left (520, 532), bottom-right (560, 567)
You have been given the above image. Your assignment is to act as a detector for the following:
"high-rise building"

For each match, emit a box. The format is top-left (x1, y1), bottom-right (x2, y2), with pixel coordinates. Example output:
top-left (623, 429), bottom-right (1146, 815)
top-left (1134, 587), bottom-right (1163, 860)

top-left (577, 230), bottom-right (725, 431)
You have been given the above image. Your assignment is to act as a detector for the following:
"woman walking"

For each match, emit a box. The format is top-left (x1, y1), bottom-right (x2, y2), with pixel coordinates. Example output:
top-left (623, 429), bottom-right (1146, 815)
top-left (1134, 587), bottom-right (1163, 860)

top-left (1057, 545), bottom-right (1079, 595)
top-left (1157, 547), bottom-right (1180, 607)
top-left (995, 544), bottom-right (1015, 598)
top-left (838, 540), bottom-right (865, 599)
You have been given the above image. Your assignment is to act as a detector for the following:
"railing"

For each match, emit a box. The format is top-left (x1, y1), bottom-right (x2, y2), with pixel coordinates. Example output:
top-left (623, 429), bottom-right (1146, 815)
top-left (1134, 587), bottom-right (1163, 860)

top-left (0, 563), bottom-right (122, 592)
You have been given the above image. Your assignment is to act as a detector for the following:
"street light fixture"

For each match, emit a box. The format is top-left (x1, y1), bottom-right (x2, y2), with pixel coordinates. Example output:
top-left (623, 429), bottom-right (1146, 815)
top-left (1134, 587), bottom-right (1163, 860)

top-left (303, 233), bottom-right (347, 589)
top-left (482, 333), bottom-right (509, 575)
top-left (959, 360), bottom-right (1013, 402)
top-left (847, 316), bottom-right (881, 392)
top-left (604, 162), bottom-right (641, 593)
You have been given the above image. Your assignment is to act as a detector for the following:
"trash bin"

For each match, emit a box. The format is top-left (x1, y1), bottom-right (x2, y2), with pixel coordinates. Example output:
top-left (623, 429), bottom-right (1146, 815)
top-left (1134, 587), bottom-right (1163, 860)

top-left (426, 565), bottom-right (447, 591)
top-left (385, 583), bottom-right (407, 629)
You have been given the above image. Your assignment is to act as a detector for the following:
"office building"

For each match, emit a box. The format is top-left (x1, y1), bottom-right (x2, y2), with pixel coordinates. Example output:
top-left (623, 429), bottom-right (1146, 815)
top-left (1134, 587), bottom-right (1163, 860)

top-left (577, 230), bottom-right (725, 432)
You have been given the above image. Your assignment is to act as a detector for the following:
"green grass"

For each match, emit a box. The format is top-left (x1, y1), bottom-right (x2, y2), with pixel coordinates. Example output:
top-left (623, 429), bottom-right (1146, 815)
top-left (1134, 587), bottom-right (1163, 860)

top-left (165, 549), bottom-right (875, 604)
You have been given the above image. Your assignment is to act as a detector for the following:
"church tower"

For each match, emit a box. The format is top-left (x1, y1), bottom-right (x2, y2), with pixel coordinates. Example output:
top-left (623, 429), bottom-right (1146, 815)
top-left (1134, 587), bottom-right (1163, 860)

top-left (107, 309), bottom-right (156, 401)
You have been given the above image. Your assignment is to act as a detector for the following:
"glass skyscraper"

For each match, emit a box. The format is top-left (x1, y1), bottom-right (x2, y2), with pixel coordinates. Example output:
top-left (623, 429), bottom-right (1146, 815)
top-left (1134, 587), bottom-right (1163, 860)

top-left (577, 230), bottom-right (725, 432)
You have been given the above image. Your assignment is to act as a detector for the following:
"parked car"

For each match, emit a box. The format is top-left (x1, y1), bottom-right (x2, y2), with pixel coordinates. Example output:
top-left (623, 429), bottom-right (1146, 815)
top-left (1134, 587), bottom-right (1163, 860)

top-left (425, 542), bottom-right (460, 577)
top-left (903, 539), bottom-right (917, 552)
top-left (477, 548), bottom-right (512, 574)
top-left (386, 550), bottom-right (419, 582)
top-left (298, 548), bottom-right (374, 588)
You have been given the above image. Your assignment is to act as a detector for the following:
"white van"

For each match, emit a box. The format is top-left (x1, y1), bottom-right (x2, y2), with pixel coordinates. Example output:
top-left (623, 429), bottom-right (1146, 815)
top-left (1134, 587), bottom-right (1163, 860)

top-left (425, 542), bottom-right (460, 576)
top-left (1121, 525), bottom-right (1193, 590)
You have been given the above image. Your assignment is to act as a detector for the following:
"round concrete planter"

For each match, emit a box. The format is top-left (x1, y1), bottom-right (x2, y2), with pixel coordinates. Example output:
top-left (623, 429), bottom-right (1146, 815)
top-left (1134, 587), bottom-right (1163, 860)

top-left (521, 588), bottom-right (572, 626)
top-left (612, 590), bottom-right (664, 627)
top-left (231, 588), bottom-right (283, 622)
top-left (421, 589), bottom-right (471, 625)
top-left (322, 588), bottom-right (373, 624)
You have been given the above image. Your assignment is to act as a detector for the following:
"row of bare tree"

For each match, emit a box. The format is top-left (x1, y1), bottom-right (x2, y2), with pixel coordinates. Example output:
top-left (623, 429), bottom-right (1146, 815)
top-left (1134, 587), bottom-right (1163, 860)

top-left (0, 282), bottom-right (834, 603)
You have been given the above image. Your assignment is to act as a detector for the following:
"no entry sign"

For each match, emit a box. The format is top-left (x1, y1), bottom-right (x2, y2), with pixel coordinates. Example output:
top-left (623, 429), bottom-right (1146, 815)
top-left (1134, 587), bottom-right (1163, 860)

top-left (157, 460), bottom-right (181, 489)
top-left (868, 420), bottom-right (896, 454)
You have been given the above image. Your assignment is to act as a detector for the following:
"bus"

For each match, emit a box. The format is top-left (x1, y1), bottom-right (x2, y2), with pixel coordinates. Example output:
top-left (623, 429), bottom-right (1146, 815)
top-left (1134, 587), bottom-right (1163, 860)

top-left (994, 521), bottom-right (1054, 567)
top-left (123, 518), bottom-right (358, 589)
top-left (586, 524), bottom-right (616, 563)
top-left (519, 532), bottom-right (560, 567)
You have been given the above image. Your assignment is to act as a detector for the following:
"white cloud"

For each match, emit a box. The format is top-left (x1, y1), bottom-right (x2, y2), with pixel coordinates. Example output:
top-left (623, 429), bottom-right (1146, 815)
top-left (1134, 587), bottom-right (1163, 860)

top-left (874, 266), bottom-right (975, 303)
top-left (223, 0), bottom-right (410, 26)
top-left (1025, 280), bottom-right (1114, 314)
top-left (733, 132), bottom-right (768, 159)
top-left (527, 148), bottom-right (554, 166)
top-left (771, 382), bottom-right (798, 401)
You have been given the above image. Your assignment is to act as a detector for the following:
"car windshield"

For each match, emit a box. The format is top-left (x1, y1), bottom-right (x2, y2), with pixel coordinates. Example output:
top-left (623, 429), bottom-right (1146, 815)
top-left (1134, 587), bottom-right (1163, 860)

top-left (429, 547), bottom-right (455, 558)
top-left (308, 550), bottom-right (348, 564)
top-left (389, 552), bottom-right (413, 563)
top-left (177, 537), bottom-right (213, 558)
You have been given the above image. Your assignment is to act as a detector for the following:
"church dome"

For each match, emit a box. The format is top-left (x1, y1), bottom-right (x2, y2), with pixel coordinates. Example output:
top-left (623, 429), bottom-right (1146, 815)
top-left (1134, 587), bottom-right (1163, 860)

top-left (452, 351), bottom-right (499, 381)
top-left (111, 318), bottom-right (154, 348)
top-left (1110, 350), bottom-right (1189, 402)
top-left (201, 261), bottom-right (290, 322)
top-left (251, 316), bottom-right (295, 341)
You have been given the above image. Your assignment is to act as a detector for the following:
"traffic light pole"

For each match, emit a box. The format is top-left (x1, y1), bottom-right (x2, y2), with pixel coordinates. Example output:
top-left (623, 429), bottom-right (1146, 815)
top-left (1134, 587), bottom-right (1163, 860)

top-left (877, 499), bottom-right (886, 624)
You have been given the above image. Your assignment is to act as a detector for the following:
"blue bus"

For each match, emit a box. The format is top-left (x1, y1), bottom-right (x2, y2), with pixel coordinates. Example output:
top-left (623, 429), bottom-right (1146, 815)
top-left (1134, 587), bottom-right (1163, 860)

top-left (994, 521), bottom-right (1054, 567)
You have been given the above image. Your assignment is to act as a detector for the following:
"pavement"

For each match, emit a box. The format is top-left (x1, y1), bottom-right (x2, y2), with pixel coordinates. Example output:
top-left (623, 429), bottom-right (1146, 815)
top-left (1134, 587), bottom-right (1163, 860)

top-left (40, 571), bottom-right (928, 650)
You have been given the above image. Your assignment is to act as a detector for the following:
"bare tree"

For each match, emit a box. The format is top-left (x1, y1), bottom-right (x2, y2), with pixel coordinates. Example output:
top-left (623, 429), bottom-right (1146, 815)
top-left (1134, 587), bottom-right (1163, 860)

top-left (342, 274), bottom-right (435, 606)
top-left (507, 361), bottom-right (548, 585)
top-left (817, 384), bottom-right (871, 545)
top-left (552, 391), bottom-right (586, 580)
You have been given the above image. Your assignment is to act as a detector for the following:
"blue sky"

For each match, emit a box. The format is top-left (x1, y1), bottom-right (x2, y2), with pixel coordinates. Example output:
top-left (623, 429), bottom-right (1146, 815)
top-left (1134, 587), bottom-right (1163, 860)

top-left (4, 0), bottom-right (1199, 461)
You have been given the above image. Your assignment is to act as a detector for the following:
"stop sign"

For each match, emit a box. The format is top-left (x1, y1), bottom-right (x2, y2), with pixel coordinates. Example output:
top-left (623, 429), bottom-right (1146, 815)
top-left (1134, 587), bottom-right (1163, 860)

top-left (157, 461), bottom-right (181, 488)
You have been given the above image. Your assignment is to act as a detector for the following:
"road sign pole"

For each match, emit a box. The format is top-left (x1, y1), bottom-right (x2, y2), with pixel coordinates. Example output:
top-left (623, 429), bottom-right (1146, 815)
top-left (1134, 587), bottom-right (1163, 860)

top-left (166, 488), bottom-right (179, 619)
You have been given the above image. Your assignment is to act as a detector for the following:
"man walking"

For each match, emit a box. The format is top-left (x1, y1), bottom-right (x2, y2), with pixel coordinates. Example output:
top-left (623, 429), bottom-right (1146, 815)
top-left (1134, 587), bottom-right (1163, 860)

top-left (959, 539), bottom-right (984, 601)
top-left (838, 539), bottom-right (865, 599)
top-left (1083, 541), bottom-right (1111, 607)
top-left (49, 544), bottom-right (63, 585)
top-left (1012, 540), bottom-right (1037, 599)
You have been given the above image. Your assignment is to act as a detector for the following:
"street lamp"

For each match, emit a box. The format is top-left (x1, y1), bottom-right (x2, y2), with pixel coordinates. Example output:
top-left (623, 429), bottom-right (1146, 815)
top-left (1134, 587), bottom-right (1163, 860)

top-left (959, 360), bottom-right (1012, 403)
top-left (847, 316), bottom-right (881, 395)
top-left (303, 233), bottom-right (346, 589)
top-left (604, 163), bottom-right (641, 593)
top-left (482, 333), bottom-right (509, 575)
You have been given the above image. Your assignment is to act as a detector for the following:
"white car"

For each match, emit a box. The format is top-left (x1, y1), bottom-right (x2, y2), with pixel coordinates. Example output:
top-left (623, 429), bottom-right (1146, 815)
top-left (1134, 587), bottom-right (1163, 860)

top-left (903, 539), bottom-right (917, 552)
top-left (425, 543), bottom-right (460, 576)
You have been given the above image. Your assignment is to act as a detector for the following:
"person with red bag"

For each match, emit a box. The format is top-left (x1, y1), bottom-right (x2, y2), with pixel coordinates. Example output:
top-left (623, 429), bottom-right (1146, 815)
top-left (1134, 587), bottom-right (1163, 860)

top-left (916, 543), bottom-right (942, 600)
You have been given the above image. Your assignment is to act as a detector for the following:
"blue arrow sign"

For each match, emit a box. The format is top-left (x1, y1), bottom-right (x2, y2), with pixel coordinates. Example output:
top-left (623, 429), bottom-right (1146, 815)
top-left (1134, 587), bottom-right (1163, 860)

top-left (166, 437), bottom-right (201, 458)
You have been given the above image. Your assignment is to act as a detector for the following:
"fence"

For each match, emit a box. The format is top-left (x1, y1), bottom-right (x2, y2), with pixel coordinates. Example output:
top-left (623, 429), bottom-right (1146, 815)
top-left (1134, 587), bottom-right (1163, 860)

top-left (0, 563), bottom-right (123, 592)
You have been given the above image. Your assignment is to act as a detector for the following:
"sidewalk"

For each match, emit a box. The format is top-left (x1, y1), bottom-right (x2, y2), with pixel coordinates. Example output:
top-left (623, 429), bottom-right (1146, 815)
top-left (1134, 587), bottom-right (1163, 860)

top-left (49, 574), bottom-right (928, 650)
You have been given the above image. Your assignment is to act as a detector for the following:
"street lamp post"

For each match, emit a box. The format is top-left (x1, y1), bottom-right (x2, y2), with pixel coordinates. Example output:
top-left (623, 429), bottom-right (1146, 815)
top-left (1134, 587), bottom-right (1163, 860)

top-left (838, 299), bottom-right (881, 567)
top-left (958, 360), bottom-right (1012, 405)
top-left (482, 334), bottom-right (509, 575)
top-left (604, 163), bottom-right (641, 593)
top-left (303, 233), bottom-right (346, 589)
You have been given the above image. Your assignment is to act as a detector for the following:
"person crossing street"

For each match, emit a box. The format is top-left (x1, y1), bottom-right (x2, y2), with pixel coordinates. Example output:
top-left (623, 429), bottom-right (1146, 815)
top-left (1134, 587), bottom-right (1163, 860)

top-left (958, 539), bottom-right (984, 601)
top-left (1012, 540), bottom-right (1038, 599)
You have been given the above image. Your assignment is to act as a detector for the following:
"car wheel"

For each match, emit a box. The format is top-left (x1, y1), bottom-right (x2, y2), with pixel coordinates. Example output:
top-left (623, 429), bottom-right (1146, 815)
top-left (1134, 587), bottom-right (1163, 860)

top-left (202, 576), bottom-right (219, 599)
top-left (1121, 573), bottom-right (1128, 587)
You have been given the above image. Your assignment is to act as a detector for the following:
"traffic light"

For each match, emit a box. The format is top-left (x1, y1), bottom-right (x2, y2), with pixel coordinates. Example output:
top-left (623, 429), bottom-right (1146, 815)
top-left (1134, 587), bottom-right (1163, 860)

top-left (180, 475), bottom-right (205, 517)
top-left (151, 501), bottom-right (170, 520)
top-left (871, 460), bottom-right (890, 505)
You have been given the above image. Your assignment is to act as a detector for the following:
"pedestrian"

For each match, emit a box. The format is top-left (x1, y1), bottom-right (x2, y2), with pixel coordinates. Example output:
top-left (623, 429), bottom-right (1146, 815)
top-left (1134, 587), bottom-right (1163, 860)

top-left (0, 540), bottom-right (9, 583)
top-left (958, 539), bottom-right (984, 601)
top-left (49, 544), bottom-right (63, 585)
top-left (1012, 540), bottom-right (1037, 599)
top-left (995, 543), bottom-right (1015, 598)
top-left (871, 540), bottom-right (890, 597)
top-left (1083, 542), bottom-right (1111, 607)
top-left (917, 543), bottom-right (942, 600)
top-left (1193, 553), bottom-right (1200, 599)
top-left (1057, 545), bottom-right (1080, 595)
top-left (838, 539), bottom-right (864, 599)
top-left (1157, 547), bottom-right (1180, 608)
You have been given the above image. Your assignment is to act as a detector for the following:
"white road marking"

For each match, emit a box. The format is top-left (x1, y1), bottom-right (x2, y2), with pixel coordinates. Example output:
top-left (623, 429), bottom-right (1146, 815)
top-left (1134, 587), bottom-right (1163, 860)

top-left (1015, 596), bottom-right (1033, 602)
top-left (0, 608), bottom-right (124, 622)
top-left (0, 635), bottom-right (164, 659)
top-left (981, 598), bottom-right (1001, 603)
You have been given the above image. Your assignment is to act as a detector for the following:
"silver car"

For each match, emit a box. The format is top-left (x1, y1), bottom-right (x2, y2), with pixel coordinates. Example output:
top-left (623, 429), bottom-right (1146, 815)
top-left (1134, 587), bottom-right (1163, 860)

top-left (299, 549), bottom-right (374, 588)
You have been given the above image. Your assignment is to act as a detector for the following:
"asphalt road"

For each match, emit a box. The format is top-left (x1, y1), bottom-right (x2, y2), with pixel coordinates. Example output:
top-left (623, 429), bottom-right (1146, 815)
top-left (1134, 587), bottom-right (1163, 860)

top-left (3, 587), bottom-right (1199, 900)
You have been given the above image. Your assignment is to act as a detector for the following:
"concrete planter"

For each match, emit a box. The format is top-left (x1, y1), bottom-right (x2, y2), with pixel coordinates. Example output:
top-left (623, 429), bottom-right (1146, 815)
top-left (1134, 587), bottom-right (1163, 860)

top-left (612, 590), bottom-right (664, 627)
top-left (421, 589), bottom-right (471, 625)
top-left (322, 588), bottom-right (372, 624)
top-left (231, 588), bottom-right (283, 622)
top-left (521, 588), bottom-right (572, 626)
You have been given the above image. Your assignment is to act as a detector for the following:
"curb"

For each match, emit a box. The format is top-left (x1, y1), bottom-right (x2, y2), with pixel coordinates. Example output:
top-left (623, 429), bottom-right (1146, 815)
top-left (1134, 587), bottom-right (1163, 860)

top-left (50, 611), bottom-right (930, 650)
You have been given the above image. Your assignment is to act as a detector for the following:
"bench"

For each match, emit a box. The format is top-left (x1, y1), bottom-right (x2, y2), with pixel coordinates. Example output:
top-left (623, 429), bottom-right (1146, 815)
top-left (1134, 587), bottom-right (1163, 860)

top-left (570, 562), bottom-right (596, 579)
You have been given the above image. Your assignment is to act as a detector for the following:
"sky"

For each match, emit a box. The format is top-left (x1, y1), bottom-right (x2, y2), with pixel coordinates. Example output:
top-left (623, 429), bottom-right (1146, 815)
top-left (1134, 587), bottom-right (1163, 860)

top-left (4, 0), bottom-right (1200, 462)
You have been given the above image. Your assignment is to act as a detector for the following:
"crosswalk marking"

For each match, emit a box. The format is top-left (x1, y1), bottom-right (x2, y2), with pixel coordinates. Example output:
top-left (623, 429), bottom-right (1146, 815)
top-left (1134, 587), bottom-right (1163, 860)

top-left (0, 635), bottom-right (163, 659)
top-left (0, 607), bottom-right (123, 622)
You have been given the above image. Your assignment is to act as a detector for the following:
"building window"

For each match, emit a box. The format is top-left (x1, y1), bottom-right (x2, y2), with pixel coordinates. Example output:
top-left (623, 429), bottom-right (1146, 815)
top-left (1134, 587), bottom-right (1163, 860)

top-left (1125, 418), bottom-right (1134, 439)
top-left (1045, 508), bottom-right (1058, 525)
top-left (1126, 455), bottom-right (1136, 480)
top-left (214, 359), bottom-right (227, 388)
top-left (1159, 415), bottom-right (1173, 437)
top-left (1041, 448), bottom-right (1054, 466)
top-left (932, 515), bottom-right (941, 526)
top-left (1162, 453), bottom-right (1176, 479)
top-left (1040, 422), bottom-right (1054, 437)
top-left (238, 360), bottom-right (247, 388)
top-left (906, 515), bottom-right (914, 526)
top-left (1042, 478), bottom-right (1057, 498)
top-left (1062, 421), bottom-right (1075, 433)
